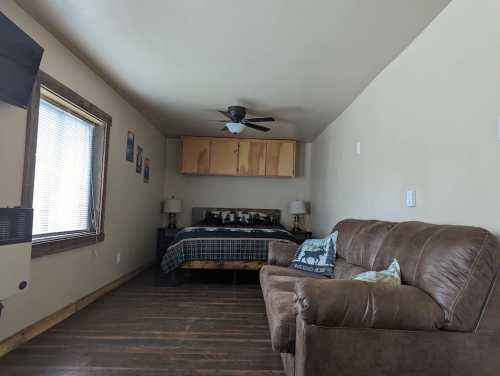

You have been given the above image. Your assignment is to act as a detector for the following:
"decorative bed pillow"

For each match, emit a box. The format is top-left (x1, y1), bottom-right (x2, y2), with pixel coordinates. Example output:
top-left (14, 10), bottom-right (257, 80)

top-left (289, 231), bottom-right (338, 277)
top-left (270, 214), bottom-right (280, 226)
top-left (253, 212), bottom-right (274, 226)
top-left (351, 259), bottom-right (401, 286)
top-left (253, 212), bottom-right (266, 224)
top-left (222, 211), bottom-right (237, 225)
top-left (203, 210), bottom-right (223, 226)
top-left (237, 211), bottom-right (252, 224)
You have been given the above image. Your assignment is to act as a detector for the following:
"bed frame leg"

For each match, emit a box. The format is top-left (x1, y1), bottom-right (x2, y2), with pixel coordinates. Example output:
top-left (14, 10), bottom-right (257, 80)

top-left (232, 270), bottom-right (237, 286)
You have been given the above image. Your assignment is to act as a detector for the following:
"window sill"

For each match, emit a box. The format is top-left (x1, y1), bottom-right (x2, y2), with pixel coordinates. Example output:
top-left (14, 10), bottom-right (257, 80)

top-left (31, 232), bottom-right (105, 259)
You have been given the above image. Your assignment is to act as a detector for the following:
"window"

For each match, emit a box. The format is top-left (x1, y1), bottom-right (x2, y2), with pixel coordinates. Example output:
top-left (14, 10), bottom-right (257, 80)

top-left (33, 97), bottom-right (94, 236)
top-left (23, 72), bottom-right (111, 258)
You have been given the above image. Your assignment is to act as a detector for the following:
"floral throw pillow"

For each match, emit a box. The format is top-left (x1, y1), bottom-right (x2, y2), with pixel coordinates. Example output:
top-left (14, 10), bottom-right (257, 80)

top-left (289, 231), bottom-right (338, 277)
top-left (351, 259), bottom-right (401, 286)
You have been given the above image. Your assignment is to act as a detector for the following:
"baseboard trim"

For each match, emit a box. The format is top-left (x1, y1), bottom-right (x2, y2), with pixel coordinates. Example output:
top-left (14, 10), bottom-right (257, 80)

top-left (0, 262), bottom-right (152, 357)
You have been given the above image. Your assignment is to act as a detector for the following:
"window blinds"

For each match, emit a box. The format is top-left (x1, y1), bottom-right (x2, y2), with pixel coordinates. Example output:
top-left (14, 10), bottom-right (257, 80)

top-left (32, 99), bottom-right (94, 236)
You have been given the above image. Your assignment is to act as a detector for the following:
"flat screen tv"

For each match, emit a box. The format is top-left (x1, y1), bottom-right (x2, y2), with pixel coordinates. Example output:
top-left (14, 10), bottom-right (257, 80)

top-left (0, 12), bottom-right (44, 109)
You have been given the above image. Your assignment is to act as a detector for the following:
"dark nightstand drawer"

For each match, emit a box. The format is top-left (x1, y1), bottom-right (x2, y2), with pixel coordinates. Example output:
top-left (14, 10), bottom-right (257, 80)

top-left (157, 227), bottom-right (183, 264)
top-left (159, 239), bottom-right (172, 249)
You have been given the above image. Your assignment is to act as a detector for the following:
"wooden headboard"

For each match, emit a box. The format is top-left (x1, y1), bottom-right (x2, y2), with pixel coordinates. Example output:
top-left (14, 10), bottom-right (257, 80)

top-left (191, 207), bottom-right (281, 226)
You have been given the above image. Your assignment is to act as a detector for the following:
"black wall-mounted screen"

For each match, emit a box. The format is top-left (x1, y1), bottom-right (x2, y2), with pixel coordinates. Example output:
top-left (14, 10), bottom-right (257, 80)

top-left (0, 12), bottom-right (44, 109)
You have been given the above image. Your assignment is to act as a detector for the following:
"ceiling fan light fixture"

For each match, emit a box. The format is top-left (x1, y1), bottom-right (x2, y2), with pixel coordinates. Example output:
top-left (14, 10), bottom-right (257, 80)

top-left (226, 122), bottom-right (245, 134)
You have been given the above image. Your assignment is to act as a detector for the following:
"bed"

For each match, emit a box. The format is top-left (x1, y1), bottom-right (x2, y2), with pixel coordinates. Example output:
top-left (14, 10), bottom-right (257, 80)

top-left (160, 207), bottom-right (298, 274)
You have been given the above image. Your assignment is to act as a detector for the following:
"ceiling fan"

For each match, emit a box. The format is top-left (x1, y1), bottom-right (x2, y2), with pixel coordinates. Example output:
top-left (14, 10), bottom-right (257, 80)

top-left (211, 106), bottom-right (275, 134)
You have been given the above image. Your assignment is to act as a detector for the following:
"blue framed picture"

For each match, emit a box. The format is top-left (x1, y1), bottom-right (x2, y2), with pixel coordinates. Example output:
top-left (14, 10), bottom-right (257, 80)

top-left (136, 146), bottom-right (143, 173)
top-left (126, 130), bottom-right (134, 162)
top-left (144, 158), bottom-right (150, 183)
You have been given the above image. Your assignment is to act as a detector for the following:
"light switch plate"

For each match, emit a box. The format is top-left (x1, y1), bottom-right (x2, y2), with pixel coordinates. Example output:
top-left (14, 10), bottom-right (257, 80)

top-left (356, 142), bottom-right (361, 155)
top-left (406, 190), bottom-right (416, 208)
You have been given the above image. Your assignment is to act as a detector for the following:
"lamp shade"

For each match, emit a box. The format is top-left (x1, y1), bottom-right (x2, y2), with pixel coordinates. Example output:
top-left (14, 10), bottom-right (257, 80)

top-left (288, 200), bottom-right (306, 215)
top-left (226, 122), bottom-right (244, 134)
top-left (164, 198), bottom-right (182, 213)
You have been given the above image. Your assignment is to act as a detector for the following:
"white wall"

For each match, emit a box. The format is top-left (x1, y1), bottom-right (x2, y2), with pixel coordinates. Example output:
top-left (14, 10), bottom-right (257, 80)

top-left (310, 0), bottom-right (500, 236)
top-left (0, 0), bottom-right (165, 340)
top-left (164, 138), bottom-right (311, 229)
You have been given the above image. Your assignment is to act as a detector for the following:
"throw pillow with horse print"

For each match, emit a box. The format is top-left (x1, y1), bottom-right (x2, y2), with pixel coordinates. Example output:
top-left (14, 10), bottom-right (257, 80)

top-left (289, 231), bottom-right (338, 277)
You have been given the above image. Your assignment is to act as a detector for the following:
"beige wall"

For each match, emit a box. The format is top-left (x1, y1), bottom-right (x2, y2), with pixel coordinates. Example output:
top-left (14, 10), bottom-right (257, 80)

top-left (164, 138), bottom-right (311, 229)
top-left (0, 0), bottom-right (165, 340)
top-left (311, 0), bottom-right (500, 236)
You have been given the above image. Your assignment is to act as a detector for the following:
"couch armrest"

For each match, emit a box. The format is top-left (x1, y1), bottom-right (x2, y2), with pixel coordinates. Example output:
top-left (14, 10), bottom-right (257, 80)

top-left (295, 278), bottom-right (444, 331)
top-left (268, 241), bottom-right (299, 267)
top-left (294, 322), bottom-right (500, 376)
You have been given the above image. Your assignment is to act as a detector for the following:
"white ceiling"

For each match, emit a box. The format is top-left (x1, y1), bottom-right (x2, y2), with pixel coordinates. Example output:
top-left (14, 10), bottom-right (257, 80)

top-left (16, 0), bottom-right (450, 141)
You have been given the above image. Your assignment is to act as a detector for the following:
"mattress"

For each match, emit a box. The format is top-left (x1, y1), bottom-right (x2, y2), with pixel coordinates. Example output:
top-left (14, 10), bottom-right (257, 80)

top-left (161, 226), bottom-right (297, 274)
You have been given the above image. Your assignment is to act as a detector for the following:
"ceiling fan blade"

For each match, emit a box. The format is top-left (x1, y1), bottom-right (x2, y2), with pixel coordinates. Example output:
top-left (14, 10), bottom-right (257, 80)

top-left (245, 117), bottom-right (275, 122)
top-left (218, 110), bottom-right (232, 119)
top-left (208, 120), bottom-right (228, 122)
top-left (243, 121), bottom-right (270, 132)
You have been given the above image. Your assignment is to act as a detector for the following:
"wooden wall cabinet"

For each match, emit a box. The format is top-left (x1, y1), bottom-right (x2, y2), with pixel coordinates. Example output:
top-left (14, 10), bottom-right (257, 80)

top-left (210, 139), bottom-right (239, 175)
top-left (180, 137), bottom-right (210, 174)
top-left (265, 140), bottom-right (296, 177)
top-left (238, 140), bottom-right (267, 176)
top-left (180, 137), bottom-right (296, 177)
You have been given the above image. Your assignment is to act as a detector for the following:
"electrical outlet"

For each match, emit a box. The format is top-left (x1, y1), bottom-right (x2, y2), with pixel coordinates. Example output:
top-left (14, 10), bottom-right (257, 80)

top-left (116, 252), bottom-right (121, 264)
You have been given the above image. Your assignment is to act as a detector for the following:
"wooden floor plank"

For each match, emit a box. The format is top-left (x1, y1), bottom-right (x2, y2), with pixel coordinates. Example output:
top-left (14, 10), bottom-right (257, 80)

top-left (0, 269), bottom-right (284, 375)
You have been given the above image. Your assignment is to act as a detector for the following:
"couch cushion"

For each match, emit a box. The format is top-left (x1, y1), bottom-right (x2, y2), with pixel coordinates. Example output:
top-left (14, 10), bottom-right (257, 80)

top-left (333, 258), bottom-right (368, 280)
top-left (333, 219), bottom-right (500, 331)
top-left (265, 290), bottom-right (296, 353)
top-left (295, 278), bottom-right (444, 331)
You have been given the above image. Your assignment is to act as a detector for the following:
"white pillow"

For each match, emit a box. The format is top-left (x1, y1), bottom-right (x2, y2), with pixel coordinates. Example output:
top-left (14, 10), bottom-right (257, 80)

top-left (351, 259), bottom-right (401, 286)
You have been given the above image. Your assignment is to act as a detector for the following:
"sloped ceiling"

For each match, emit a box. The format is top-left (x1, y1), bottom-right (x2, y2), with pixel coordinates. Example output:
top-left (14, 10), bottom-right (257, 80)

top-left (16, 0), bottom-right (450, 141)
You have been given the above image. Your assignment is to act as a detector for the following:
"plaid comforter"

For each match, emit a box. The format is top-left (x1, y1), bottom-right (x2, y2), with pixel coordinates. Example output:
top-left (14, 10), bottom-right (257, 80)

top-left (161, 226), bottom-right (297, 274)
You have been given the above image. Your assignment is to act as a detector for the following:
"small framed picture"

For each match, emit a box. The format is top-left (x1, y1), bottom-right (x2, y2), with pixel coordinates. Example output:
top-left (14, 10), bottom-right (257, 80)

top-left (136, 146), bottom-right (143, 173)
top-left (126, 130), bottom-right (135, 162)
top-left (144, 158), bottom-right (150, 183)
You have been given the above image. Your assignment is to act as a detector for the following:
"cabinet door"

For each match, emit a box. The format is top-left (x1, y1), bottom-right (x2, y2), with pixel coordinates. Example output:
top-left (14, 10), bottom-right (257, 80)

top-left (238, 140), bottom-right (267, 176)
top-left (266, 140), bottom-right (296, 177)
top-left (210, 139), bottom-right (239, 175)
top-left (180, 137), bottom-right (210, 174)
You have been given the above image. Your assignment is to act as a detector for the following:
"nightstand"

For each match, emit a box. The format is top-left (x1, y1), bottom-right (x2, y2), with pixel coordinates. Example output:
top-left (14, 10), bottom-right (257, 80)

top-left (291, 230), bottom-right (312, 244)
top-left (157, 227), bottom-right (183, 265)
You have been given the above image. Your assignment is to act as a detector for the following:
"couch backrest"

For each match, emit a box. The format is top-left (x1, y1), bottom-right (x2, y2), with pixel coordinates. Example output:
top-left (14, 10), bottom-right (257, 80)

top-left (333, 219), bottom-right (500, 332)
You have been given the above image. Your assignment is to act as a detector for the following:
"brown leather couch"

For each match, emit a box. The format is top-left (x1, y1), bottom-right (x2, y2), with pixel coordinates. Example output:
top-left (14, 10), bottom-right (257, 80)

top-left (260, 219), bottom-right (500, 376)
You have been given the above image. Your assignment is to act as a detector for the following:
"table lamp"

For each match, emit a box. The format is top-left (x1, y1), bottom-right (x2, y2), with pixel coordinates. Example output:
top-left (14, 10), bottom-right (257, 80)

top-left (164, 197), bottom-right (182, 229)
top-left (289, 200), bottom-right (306, 232)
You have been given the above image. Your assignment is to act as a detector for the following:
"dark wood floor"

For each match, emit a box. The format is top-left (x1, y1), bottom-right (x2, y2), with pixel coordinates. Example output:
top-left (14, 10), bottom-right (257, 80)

top-left (0, 269), bottom-right (284, 376)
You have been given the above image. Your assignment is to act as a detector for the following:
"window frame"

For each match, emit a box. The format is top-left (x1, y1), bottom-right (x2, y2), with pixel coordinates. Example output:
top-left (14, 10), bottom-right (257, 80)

top-left (22, 71), bottom-right (111, 258)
